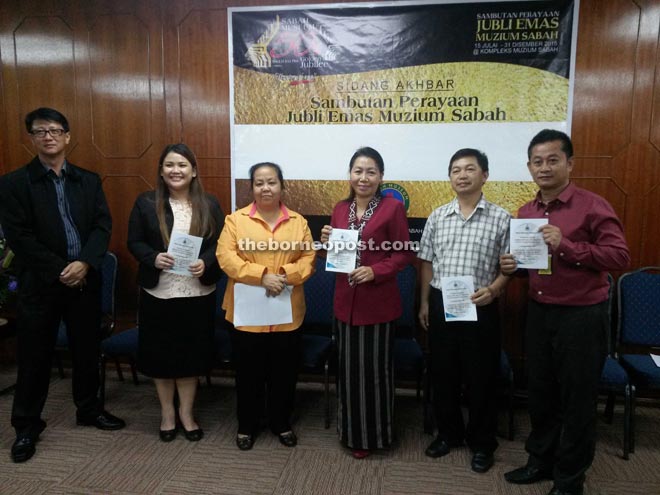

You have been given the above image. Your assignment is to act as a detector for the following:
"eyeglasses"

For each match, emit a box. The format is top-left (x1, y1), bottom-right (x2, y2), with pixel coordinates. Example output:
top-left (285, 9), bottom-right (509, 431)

top-left (30, 128), bottom-right (66, 138)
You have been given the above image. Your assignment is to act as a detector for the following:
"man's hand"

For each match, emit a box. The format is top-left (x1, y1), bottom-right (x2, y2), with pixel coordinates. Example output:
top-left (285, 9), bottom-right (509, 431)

top-left (60, 261), bottom-right (89, 287)
top-left (499, 254), bottom-right (518, 275)
top-left (539, 224), bottom-right (562, 251)
top-left (471, 287), bottom-right (495, 307)
top-left (418, 301), bottom-right (430, 330)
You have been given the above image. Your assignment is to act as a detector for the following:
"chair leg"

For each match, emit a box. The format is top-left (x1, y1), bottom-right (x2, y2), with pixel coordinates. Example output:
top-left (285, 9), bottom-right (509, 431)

top-left (114, 358), bottom-right (125, 381)
top-left (629, 385), bottom-right (636, 454)
top-left (129, 358), bottom-right (139, 385)
top-left (99, 354), bottom-right (106, 407)
top-left (604, 392), bottom-right (615, 424)
top-left (56, 353), bottom-right (65, 378)
top-left (324, 360), bottom-right (330, 429)
top-left (206, 373), bottom-right (212, 387)
top-left (622, 385), bottom-right (630, 460)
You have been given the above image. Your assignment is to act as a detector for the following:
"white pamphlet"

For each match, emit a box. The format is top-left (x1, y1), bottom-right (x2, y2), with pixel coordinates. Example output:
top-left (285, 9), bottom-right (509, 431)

top-left (510, 218), bottom-right (549, 269)
top-left (441, 276), bottom-right (478, 322)
top-left (651, 354), bottom-right (660, 368)
top-left (165, 232), bottom-right (203, 277)
top-left (233, 283), bottom-right (293, 327)
top-left (325, 228), bottom-right (359, 273)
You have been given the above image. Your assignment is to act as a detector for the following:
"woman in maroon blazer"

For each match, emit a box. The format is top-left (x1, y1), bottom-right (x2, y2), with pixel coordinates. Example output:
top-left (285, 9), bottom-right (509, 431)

top-left (321, 147), bottom-right (413, 458)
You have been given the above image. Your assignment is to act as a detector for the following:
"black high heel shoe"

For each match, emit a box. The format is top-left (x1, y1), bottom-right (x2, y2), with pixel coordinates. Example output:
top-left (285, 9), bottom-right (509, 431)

top-left (159, 428), bottom-right (177, 442)
top-left (182, 427), bottom-right (203, 442)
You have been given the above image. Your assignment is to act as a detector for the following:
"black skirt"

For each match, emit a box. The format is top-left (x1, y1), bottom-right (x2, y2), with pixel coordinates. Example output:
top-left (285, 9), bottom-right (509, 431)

top-left (137, 289), bottom-right (215, 378)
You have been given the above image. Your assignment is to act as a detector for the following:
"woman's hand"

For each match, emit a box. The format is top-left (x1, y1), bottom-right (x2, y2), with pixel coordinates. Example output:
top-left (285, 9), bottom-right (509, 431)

top-left (348, 266), bottom-right (374, 286)
top-left (262, 273), bottom-right (287, 296)
top-left (320, 225), bottom-right (332, 244)
top-left (188, 259), bottom-right (205, 278)
top-left (155, 252), bottom-right (175, 270)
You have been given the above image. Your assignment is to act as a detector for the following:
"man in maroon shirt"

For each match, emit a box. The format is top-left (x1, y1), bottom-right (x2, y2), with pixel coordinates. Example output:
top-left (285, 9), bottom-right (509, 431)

top-left (500, 130), bottom-right (630, 495)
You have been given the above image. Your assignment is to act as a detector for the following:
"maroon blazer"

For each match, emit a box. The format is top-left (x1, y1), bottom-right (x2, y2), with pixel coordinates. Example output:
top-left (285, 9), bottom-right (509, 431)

top-left (330, 196), bottom-right (414, 326)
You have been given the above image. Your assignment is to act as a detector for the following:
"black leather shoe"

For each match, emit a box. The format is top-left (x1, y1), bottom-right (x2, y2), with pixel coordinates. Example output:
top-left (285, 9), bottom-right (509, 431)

top-left (77, 410), bottom-right (126, 431)
top-left (159, 428), bottom-right (177, 442)
top-left (278, 431), bottom-right (297, 447)
top-left (471, 451), bottom-right (494, 473)
top-left (547, 487), bottom-right (583, 495)
top-left (11, 437), bottom-right (36, 463)
top-left (504, 464), bottom-right (553, 484)
top-left (183, 428), bottom-right (203, 442)
top-left (236, 434), bottom-right (254, 450)
top-left (425, 437), bottom-right (451, 458)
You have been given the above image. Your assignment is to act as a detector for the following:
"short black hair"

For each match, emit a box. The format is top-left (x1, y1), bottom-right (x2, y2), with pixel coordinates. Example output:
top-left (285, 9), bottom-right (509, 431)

top-left (249, 162), bottom-right (285, 190)
top-left (25, 107), bottom-right (69, 133)
top-left (527, 129), bottom-right (573, 159)
top-left (448, 148), bottom-right (488, 175)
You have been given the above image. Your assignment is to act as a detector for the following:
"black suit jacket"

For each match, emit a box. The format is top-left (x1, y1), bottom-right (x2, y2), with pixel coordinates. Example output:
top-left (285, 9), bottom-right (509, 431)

top-left (0, 157), bottom-right (112, 291)
top-left (127, 190), bottom-right (224, 288)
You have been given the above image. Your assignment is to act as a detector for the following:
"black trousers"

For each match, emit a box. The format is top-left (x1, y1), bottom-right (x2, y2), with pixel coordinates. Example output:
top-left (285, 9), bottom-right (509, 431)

top-left (12, 279), bottom-right (102, 438)
top-left (428, 287), bottom-right (501, 454)
top-left (229, 328), bottom-right (301, 436)
top-left (524, 300), bottom-right (608, 492)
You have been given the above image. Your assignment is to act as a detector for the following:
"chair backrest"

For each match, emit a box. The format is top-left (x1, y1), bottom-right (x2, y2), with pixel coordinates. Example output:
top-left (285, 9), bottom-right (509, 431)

top-left (618, 267), bottom-right (660, 347)
top-left (303, 256), bottom-right (335, 328)
top-left (99, 251), bottom-right (118, 336)
top-left (396, 264), bottom-right (416, 337)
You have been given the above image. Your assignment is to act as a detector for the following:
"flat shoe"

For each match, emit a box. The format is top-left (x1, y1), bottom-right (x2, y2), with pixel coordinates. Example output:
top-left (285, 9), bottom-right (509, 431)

top-left (183, 428), bottom-right (203, 442)
top-left (278, 431), bottom-right (297, 447)
top-left (236, 434), bottom-right (254, 450)
top-left (159, 428), bottom-right (177, 442)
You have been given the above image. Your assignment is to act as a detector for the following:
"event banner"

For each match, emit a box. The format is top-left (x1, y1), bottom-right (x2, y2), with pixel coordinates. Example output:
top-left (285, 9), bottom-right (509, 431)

top-left (228, 0), bottom-right (577, 223)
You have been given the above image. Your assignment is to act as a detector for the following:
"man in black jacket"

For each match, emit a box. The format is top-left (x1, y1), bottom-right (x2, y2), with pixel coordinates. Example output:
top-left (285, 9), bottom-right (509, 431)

top-left (0, 107), bottom-right (125, 463)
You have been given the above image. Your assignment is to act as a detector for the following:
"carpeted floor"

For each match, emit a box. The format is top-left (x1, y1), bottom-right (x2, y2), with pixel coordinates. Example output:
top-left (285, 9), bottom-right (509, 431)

top-left (0, 366), bottom-right (659, 495)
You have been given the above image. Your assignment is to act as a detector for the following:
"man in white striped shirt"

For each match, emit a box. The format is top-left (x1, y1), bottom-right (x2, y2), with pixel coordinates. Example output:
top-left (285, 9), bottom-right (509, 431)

top-left (418, 148), bottom-right (510, 474)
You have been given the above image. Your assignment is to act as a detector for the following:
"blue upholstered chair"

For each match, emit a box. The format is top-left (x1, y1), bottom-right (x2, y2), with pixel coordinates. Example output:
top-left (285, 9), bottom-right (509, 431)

top-left (617, 267), bottom-right (660, 453)
top-left (596, 273), bottom-right (634, 459)
top-left (100, 327), bottom-right (140, 395)
top-left (54, 252), bottom-right (118, 378)
top-left (392, 265), bottom-right (430, 431)
top-left (206, 272), bottom-right (233, 386)
top-left (299, 256), bottom-right (335, 428)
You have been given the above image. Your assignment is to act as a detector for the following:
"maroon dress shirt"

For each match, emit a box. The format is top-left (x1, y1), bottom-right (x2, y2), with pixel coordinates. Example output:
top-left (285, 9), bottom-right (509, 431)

top-left (518, 183), bottom-right (630, 306)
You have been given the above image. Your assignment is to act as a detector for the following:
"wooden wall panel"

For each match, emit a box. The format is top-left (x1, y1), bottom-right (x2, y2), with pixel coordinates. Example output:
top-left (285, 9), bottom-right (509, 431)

top-left (572, 0), bottom-right (639, 158)
top-left (102, 175), bottom-right (153, 305)
top-left (178, 9), bottom-right (230, 160)
top-left (88, 14), bottom-right (152, 158)
top-left (14, 16), bottom-right (77, 159)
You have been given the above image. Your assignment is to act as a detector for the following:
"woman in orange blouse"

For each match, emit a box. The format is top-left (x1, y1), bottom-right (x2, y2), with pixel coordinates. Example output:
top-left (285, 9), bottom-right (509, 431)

top-left (217, 162), bottom-right (315, 450)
